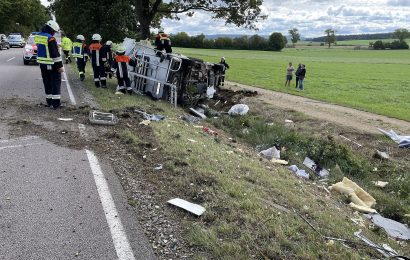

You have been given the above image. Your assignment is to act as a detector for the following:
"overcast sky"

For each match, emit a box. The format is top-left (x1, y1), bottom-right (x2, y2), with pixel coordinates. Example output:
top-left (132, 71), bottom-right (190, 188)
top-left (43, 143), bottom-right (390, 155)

top-left (42, 0), bottom-right (410, 37)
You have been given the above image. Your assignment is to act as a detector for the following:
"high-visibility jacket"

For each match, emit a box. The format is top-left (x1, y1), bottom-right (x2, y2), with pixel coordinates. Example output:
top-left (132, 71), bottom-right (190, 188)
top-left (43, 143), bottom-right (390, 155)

top-left (61, 37), bottom-right (72, 51)
top-left (89, 43), bottom-right (103, 67)
top-left (111, 54), bottom-right (136, 79)
top-left (72, 41), bottom-right (87, 58)
top-left (34, 32), bottom-right (62, 66)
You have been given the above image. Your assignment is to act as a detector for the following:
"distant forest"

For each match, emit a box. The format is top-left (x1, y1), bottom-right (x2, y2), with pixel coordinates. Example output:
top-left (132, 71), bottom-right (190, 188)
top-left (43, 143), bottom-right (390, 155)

top-left (308, 33), bottom-right (394, 42)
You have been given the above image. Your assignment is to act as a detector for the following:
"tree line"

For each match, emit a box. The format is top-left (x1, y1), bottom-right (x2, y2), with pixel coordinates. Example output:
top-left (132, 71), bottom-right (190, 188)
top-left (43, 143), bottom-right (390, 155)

top-left (0, 0), bottom-right (49, 36)
top-left (170, 32), bottom-right (289, 51)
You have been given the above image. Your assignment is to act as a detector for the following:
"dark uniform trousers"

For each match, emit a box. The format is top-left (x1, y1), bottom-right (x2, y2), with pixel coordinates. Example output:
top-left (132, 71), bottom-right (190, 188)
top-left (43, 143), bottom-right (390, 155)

top-left (92, 64), bottom-right (106, 87)
top-left (40, 64), bottom-right (61, 107)
top-left (77, 57), bottom-right (87, 78)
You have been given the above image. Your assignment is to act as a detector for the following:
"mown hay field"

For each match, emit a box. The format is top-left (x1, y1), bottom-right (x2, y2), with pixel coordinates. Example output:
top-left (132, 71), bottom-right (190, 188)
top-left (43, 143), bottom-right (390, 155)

top-left (175, 47), bottom-right (410, 121)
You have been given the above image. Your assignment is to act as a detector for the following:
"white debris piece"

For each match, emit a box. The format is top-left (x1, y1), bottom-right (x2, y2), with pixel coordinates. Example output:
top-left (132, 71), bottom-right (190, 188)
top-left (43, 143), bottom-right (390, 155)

top-left (206, 86), bottom-right (216, 99)
top-left (259, 146), bottom-right (280, 160)
top-left (57, 118), bottom-right (73, 121)
top-left (167, 198), bottom-right (206, 216)
top-left (303, 157), bottom-right (329, 178)
top-left (378, 128), bottom-right (410, 148)
top-left (228, 104), bottom-right (249, 116)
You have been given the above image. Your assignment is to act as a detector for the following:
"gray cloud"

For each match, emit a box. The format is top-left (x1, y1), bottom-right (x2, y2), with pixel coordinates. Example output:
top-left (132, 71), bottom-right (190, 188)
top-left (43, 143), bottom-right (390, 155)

top-left (387, 0), bottom-right (410, 6)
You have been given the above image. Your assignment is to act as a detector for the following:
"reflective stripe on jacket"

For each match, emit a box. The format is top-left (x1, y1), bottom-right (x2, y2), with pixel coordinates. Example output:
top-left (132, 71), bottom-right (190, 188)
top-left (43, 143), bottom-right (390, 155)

top-left (34, 33), bottom-right (54, 65)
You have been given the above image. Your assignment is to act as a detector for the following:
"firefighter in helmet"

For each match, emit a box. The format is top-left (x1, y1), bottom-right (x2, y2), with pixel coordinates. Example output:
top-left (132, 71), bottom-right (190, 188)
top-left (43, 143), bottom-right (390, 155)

top-left (111, 46), bottom-right (136, 95)
top-left (155, 28), bottom-right (172, 53)
top-left (89, 34), bottom-right (107, 88)
top-left (34, 20), bottom-right (64, 109)
top-left (72, 35), bottom-right (88, 81)
top-left (101, 40), bottom-right (114, 78)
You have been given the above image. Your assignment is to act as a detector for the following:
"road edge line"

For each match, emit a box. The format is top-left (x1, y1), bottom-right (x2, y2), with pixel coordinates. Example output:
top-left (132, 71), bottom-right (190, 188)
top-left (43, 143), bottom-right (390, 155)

top-left (85, 149), bottom-right (136, 260)
top-left (62, 67), bottom-right (76, 105)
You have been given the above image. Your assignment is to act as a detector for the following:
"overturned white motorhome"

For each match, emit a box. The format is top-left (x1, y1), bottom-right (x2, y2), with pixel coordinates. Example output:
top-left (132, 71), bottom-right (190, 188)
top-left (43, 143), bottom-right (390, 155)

top-left (123, 39), bottom-right (226, 106)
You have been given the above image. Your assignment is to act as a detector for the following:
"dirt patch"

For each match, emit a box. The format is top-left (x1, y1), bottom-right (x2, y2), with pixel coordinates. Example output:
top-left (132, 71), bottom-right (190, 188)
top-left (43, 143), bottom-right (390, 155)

top-left (225, 81), bottom-right (410, 135)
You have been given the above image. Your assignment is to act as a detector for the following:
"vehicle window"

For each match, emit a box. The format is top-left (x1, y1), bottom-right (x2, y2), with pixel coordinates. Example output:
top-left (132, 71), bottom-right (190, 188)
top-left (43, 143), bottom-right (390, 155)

top-left (8, 35), bottom-right (22, 40)
top-left (27, 36), bottom-right (35, 44)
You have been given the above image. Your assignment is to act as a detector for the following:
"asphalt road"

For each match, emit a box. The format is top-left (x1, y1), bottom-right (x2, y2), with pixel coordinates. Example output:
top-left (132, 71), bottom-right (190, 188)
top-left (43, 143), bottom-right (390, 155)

top-left (0, 48), bottom-right (155, 259)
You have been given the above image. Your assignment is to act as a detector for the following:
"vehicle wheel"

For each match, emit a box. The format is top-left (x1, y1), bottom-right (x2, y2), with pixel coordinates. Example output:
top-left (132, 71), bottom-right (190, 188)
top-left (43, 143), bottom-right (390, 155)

top-left (23, 59), bottom-right (30, 65)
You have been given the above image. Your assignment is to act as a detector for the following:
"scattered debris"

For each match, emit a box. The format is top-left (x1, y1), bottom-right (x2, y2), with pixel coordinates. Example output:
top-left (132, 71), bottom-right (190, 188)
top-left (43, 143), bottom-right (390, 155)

top-left (259, 146), bottom-right (280, 160)
top-left (354, 230), bottom-right (398, 258)
top-left (187, 139), bottom-right (197, 143)
top-left (228, 104), bottom-right (249, 116)
top-left (167, 198), bottom-right (206, 216)
top-left (182, 115), bottom-right (201, 123)
top-left (189, 108), bottom-right (207, 119)
top-left (372, 181), bottom-right (389, 188)
top-left (57, 118), bottom-right (73, 122)
top-left (154, 164), bottom-right (163, 170)
top-left (303, 157), bottom-right (329, 178)
top-left (378, 128), bottom-right (410, 148)
top-left (206, 86), bottom-right (216, 99)
top-left (373, 150), bottom-right (390, 160)
top-left (89, 111), bottom-right (118, 125)
top-left (365, 213), bottom-right (410, 240)
top-left (285, 119), bottom-right (294, 123)
top-left (134, 109), bottom-right (165, 121)
top-left (139, 120), bottom-right (151, 126)
top-left (271, 158), bottom-right (288, 165)
top-left (288, 165), bottom-right (309, 180)
top-left (350, 215), bottom-right (366, 227)
top-left (339, 135), bottom-right (363, 148)
top-left (202, 127), bottom-right (218, 136)
top-left (329, 177), bottom-right (377, 213)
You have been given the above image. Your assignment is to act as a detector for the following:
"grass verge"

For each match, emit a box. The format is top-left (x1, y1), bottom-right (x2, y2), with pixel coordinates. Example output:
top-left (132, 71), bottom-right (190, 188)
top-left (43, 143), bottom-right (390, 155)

top-left (72, 64), bottom-right (409, 259)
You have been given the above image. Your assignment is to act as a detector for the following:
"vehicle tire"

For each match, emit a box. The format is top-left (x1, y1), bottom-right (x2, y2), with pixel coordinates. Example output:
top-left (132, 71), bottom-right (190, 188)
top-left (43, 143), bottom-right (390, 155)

top-left (23, 59), bottom-right (30, 65)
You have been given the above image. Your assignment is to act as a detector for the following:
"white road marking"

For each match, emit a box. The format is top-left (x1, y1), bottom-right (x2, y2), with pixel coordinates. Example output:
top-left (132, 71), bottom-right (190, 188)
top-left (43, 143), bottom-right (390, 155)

top-left (0, 142), bottom-right (42, 151)
top-left (62, 67), bottom-right (77, 105)
top-left (0, 136), bottom-right (39, 144)
top-left (85, 150), bottom-right (136, 260)
top-left (6, 57), bottom-right (15, 62)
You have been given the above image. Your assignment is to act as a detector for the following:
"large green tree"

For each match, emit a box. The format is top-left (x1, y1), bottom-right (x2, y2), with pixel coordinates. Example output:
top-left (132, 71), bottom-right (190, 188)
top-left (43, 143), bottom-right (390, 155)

top-left (51, 0), bottom-right (139, 42)
top-left (393, 28), bottom-right (409, 43)
top-left (134, 0), bottom-right (266, 39)
top-left (0, 0), bottom-right (49, 36)
top-left (324, 28), bottom-right (336, 48)
top-left (268, 32), bottom-right (286, 51)
top-left (288, 28), bottom-right (300, 46)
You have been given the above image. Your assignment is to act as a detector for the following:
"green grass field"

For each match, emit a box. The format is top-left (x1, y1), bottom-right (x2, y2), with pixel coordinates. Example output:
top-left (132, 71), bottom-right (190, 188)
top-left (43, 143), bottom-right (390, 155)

top-left (175, 47), bottom-right (410, 121)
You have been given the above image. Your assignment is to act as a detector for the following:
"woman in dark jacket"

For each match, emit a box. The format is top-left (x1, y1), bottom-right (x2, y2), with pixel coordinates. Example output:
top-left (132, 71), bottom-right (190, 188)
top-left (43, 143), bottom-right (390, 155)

top-left (298, 64), bottom-right (306, 90)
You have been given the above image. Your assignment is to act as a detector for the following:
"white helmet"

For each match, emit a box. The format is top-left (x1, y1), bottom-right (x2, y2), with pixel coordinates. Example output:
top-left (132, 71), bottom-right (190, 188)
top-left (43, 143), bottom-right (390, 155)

top-left (106, 40), bottom-right (113, 46)
top-left (221, 57), bottom-right (225, 61)
top-left (92, 34), bottom-right (102, 41)
top-left (46, 20), bottom-right (60, 32)
top-left (116, 46), bottom-right (125, 54)
top-left (76, 34), bottom-right (85, 41)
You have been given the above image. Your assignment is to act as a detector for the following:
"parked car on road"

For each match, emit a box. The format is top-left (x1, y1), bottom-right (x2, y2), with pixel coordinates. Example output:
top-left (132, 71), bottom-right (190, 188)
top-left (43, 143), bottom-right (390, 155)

top-left (23, 35), bottom-right (37, 65)
top-left (0, 34), bottom-right (10, 50)
top-left (8, 34), bottom-right (25, 48)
